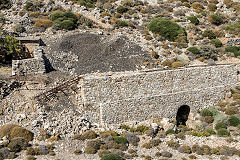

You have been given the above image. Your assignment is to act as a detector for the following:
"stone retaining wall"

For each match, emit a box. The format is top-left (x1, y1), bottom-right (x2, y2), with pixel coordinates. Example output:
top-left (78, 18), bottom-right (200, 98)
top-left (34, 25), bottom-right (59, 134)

top-left (80, 64), bottom-right (238, 125)
top-left (12, 47), bottom-right (46, 76)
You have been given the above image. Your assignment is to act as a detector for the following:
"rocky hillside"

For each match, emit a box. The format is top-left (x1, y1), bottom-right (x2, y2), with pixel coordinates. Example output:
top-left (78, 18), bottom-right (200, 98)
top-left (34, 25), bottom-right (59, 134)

top-left (1, 0), bottom-right (240, 159)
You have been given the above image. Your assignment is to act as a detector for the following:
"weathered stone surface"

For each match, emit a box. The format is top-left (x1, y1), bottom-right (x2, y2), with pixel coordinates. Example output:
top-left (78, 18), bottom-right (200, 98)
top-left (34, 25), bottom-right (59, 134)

top-left (12, 47), bottom-right (46, 76)
top-left (80, 64), bottom-right (238, 124)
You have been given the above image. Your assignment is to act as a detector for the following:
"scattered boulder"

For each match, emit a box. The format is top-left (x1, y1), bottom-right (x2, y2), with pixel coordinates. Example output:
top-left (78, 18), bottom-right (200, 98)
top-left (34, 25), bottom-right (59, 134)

top-left (123, 132), bottom-right (140, 146)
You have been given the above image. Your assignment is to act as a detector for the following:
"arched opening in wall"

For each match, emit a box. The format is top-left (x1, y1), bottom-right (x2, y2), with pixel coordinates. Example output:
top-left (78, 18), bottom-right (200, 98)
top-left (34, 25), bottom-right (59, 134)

top-left (176, 105), bottom-right (190, 127)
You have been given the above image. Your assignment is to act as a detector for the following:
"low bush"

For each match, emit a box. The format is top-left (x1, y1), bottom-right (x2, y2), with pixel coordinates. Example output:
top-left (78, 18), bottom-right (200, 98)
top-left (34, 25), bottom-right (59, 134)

top-left (77, 0), bottom-right (97, 8)
top-left (101, 153), bottom-right (124, 160)
top-left (210, 39), bottom-right (222, 48)
top-left (147, 18), bottom-right (186, 42)
top-left (74, 130), bottom-right (97, 140)
top-left (151, 51), bottom-right (159, 59)
top-left (85, 140), bottom-right (103, 154)
top-left (99, 131), bottom-right (118, 138)
top-left (171, 61), bottom-right (184, 68)
top-left (98, 149), bottom-right (110, 158)
top-left (215, 122), bottom-right (227, 130)
top-left (228, 116), bottom-right (240, 126)
top-left (207, 3), bottom-right (217, 12)
top-left (33, 18), bottom-right (53, 29)
top-left (122, 0), bottom-right (135, 7)
top-left (161, 59), bottom-right (172, 67)
top-left (24, 1), bottom-right (44, 12)
top-left (199, 45), bottom-right (218, 60)
top-left (225, 46), bottom-right (240, 57)
top-left (187, 16), bottom-right (199, 25)
top-left (209, 13), bottom-right (224, 25)
top-left (187, 46), bottom-right (200, 55)
top-left (113, 136), bottom-right (128, 144)
top-left (133, 125), bottom-right (149, 133)
top-left (178, 145), bottom-right (192, 154)
top-left (205, 116), bottom-right (214, 124)
top-left (206, 129), bottom-right (216, 135)
top-left (225, 106), bottom-right (239, 115)
top-left (118, 20), bottom-right (128, 27)
top-left (51, 11), bottom-right (78, 30)
top-left (189, 130), bottom-right (211, 137)
top-left (165, 129), bottom-right (176, 135)
top-left (226, 21), bottom-right (240, 33)
top-left (217, 128), bottom-right (230, 137)
top-left (166, 140), bottom-right (180, 149)
top-left (116, 6), bottom-right (128, 14)
top-left (200, 108), bottom-right (213, 117)
top-left (191, 2), bottom-right (204, 10)
top-left (202, 29), bottom-right (216, 39)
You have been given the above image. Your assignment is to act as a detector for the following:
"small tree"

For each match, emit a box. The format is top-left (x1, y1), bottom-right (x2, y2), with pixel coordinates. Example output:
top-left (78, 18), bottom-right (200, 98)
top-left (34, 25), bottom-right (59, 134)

top-left (147, 18), bottom-right (186, 42)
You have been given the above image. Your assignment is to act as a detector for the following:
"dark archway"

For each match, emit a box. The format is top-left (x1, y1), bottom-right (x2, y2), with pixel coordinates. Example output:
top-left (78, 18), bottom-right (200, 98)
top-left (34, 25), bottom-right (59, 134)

top-left (176, 105), bottom-right (190, 126)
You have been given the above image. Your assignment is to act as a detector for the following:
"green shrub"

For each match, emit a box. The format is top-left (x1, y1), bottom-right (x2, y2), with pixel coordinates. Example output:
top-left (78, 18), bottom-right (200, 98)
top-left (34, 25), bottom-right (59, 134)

top-left (199, 45), bottom-right (218, 60)
top-left (51, 11), bottom-right (78, 30)
top-left (205, 116), bottom-right (214, 124)
top-left (166, 140), bottom-right (180, 149)
top-left (120, 124), bottom-right (130, 131)
top-left (209, 13), bottom-right (223, 25)
top-left (202, 29), bottom-right (216, 39)
top-left (113, 136), bottom-right (128, 144)
top-left (165, 129), bottom-right (176, 135)
top-left (217, 128), bottom-right (230, 137)
top-left (85, 140), bottom-right (102, 154)
top-left (73, 130), bottom-right (97, 140)
top-left (0, 35), bottom-right (24, 57)
top-left (225, 46), bottom-right (240, 57)
top-left (187, 16), bottom-right (199, 25)
top-left (225, 106), bottom-right (239, 115)
top-left (77, 0), bottom-right (97, 8)
top-left (226, 21), bottom-right (240, 33)
top-left (122, 0), bottom-right (135, 7)
top-left (119, 21), bottom-right (128, 27)
top-left (24, 1), bottom-right (44, 12)
top-left (187, 46), bottom-right (200, 54)
top-left (189, 130), bottom-right (211, 137)
top-left (200, 108), bottom-right (213, 117)
top-left (210, 39), bottom-right (222, 48)
top-left (135, 125), bottom-right (149, 133)
top-left (215, 122), bottom-right (227, 130)
top-left (116, 6), bottom-right (128, 14)
top-left (208, 3), bottom-right (217, 11)
top-left (171, 61), bottom-right (184, 68)
top-left (101, 153), bottom-right (124, 160)
top-left (147, 18), bottom-right (186, 42)
top-left (208, 106), bottom-right (220, 117)
top-left (206, 129), bottom-right (216, 135)
top-left (214, 114), bottom-right (228, 124)
top-left (228, 116), bottom-right (240, 126)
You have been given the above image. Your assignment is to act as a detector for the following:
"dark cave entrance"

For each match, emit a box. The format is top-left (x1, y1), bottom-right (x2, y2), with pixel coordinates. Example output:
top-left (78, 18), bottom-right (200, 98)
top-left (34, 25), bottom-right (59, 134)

top-left (176, 105), bottom-right (190, 127)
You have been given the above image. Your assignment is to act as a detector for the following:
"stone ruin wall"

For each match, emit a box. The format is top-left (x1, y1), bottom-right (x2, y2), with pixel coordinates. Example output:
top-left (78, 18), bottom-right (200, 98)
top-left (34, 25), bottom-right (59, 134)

top-left (12, 46), bottom-right (46, 76)
top-left (80, 64), bottom-right (239, 125)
